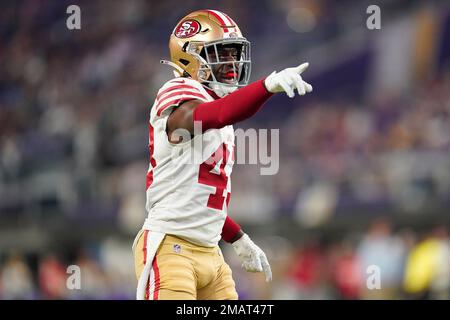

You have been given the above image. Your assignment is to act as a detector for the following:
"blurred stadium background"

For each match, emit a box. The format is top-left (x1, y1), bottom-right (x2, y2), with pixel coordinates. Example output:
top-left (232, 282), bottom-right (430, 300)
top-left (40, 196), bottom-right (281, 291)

top-left (1, 0), bottom-right (450, 299)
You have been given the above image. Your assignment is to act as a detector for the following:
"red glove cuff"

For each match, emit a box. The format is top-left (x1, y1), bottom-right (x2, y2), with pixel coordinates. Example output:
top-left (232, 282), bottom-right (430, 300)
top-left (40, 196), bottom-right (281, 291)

top-left (221, 216), bottom-right (242, 243)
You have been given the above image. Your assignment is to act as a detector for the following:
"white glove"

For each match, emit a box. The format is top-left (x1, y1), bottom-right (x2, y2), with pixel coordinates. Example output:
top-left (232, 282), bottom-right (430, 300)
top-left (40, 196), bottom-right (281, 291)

top-left (264, 62), bottom-right (313, 98)
top-left (232, 234), bottom-right (272, 282)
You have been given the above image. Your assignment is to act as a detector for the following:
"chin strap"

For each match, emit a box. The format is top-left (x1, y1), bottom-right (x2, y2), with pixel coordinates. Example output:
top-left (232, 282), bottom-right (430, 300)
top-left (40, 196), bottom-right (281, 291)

top-left (160, 60), bottom-right (186, 77)
top-left (209, 82), bottom-right (238, 97)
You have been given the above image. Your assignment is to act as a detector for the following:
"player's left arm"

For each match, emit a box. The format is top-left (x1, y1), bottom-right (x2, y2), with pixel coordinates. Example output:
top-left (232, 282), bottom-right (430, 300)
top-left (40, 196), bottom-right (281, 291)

top-left (221, 216), bottom-right (272, 282)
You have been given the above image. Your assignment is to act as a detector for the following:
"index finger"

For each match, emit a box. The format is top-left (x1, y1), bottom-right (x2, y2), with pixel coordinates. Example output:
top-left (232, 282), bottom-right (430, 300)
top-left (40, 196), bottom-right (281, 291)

top-left (294, 62), bottom-right (309, 74)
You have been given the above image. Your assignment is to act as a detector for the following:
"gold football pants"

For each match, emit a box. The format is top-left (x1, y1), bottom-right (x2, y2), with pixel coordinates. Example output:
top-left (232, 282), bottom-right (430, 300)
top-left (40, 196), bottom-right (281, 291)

top-left (134, 231), bottom-right (238, 300)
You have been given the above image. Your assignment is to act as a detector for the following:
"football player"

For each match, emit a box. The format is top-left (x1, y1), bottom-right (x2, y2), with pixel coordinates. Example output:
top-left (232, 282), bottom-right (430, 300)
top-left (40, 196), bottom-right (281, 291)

top-left (133, 9), bottom-right (312, 300)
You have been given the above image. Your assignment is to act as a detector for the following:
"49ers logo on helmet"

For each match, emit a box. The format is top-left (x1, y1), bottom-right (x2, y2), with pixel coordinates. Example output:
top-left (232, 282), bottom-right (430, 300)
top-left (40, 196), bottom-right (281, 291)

top-left (174, 19), bottom-right (201, 38)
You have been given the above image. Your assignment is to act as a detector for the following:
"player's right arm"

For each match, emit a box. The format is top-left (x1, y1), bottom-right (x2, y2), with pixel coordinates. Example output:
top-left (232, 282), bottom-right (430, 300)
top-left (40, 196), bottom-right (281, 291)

top-left (167, 63), bottom-right (313, 140)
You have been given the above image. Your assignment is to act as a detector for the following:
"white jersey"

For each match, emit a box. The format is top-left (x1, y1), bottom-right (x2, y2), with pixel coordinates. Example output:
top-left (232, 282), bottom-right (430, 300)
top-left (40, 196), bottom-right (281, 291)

top-left (142, 77), bottom-right (235, 247)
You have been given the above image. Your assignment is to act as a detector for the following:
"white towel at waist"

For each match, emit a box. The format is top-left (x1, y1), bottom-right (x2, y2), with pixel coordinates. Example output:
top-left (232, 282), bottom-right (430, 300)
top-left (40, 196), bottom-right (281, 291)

top-left (132, 227), bottom-right (165, 300)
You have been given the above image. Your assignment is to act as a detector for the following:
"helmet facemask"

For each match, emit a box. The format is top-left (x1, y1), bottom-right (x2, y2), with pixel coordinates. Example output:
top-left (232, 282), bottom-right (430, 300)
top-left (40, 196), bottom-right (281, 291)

top-left (186, 38), bottom-right (251, 97)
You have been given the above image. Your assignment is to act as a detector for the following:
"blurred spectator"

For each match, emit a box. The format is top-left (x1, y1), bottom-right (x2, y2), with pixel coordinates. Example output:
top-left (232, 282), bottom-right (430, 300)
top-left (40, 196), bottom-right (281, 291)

top-left (0, 253), bottom-right (35, 299)
top-left (73, 250), bottom-right (108, 299)
top-left (288, 239), bottom-right (331, 299)
top-left (357, 219), bottom-right (407, 299)
top-left (429, 227), bottom-right (450, 300)
top-left (403, 227), bottom-right (450, 299)
top-left (38, 254), bottom-right (67, 299)
top-left (329, 241), bottom-right (361, 299)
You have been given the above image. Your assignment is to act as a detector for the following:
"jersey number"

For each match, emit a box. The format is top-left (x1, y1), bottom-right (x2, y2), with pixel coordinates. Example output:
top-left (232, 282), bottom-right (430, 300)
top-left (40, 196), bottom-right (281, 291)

top-left (198, 143), bottom-right (232, 210)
